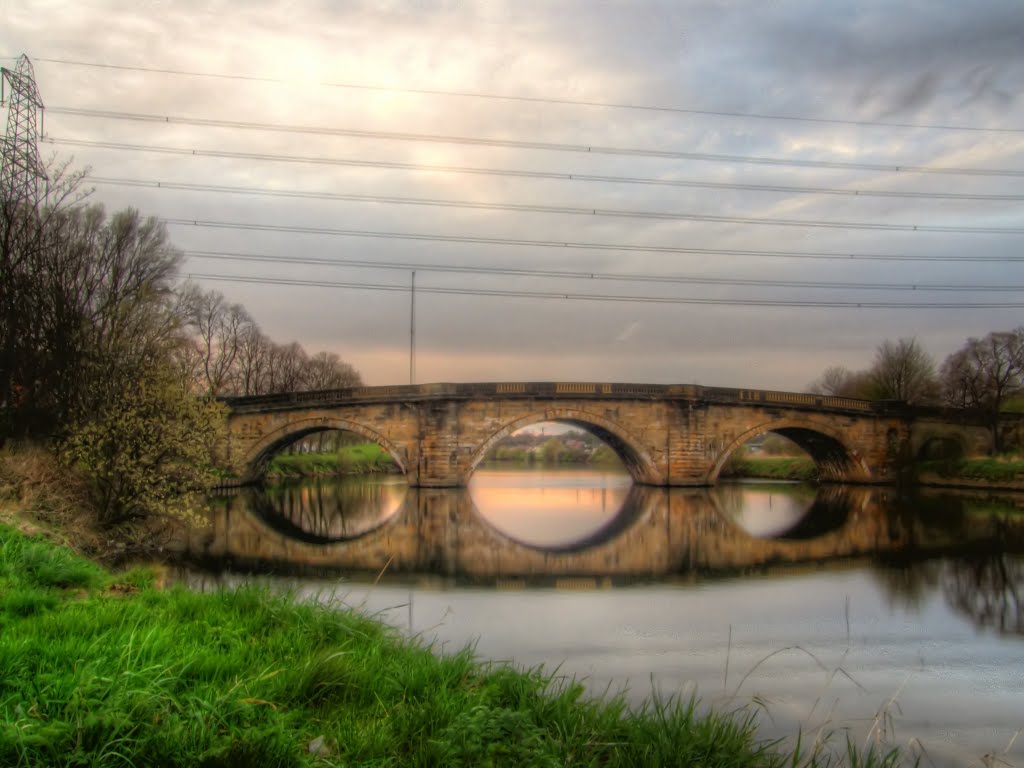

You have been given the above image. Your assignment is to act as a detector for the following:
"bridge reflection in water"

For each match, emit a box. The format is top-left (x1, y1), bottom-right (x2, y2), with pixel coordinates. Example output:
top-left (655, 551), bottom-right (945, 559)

top-left (183, 480), bottom-right (1024, 583)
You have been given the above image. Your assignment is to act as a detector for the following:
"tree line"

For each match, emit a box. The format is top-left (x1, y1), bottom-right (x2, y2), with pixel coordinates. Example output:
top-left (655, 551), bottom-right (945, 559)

top-left (178, 284), bottom-right (361, 398)
top-left (809, 332), bottom-right (1024, 451)
top-left (0, 163), bottom-right (361, 533)
top-left (1, 165), bottom-right (363, 438)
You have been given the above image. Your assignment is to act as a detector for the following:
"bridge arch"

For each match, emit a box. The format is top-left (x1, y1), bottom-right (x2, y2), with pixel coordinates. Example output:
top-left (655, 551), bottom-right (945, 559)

top-left (467, 408), bottom-right (663, 485)
top-left (241, 416), bottom-right (408, 481)
top-left (911, 429), bottom-right (968, 461)
top-left (707, 417), bottom-right (872, 484)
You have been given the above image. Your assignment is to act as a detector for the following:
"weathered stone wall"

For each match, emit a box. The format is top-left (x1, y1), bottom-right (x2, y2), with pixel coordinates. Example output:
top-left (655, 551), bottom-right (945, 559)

top-left (908, 416), bottom-right (993, 459)
top-left (224, 384), bottom-right (996, 487)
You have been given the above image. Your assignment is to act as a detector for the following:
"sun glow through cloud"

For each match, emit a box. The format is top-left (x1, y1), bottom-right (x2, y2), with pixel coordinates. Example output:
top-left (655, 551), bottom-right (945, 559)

top-left (4, 0), bottom-right (1022, 389)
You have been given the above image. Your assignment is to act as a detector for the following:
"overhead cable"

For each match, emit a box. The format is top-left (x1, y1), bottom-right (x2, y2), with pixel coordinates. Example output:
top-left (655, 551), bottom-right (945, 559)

top-left (162, 211), bottom-right (1021, 238)
top-left (48, 106), bottom-right (1024, 177)
top-left (165, 219), bottom-right (1024, 261)
top-left (183, 250), bottom-right (1024, 292)
top-left (183, 272), bottom-right (1024, 309)
top-left (34, 56), bottom-right (1024, 134)
top-left (82, 168), bottom-right (1024, 203)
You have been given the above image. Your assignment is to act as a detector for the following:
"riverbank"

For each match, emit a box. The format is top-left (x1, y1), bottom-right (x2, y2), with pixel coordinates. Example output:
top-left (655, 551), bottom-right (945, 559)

top-left (721, 456), bottom-right (818, 481)
top-left (265, 443), bottom-right (397, 480)
top-left (916, 457), bottom-right (1024, 491)
top-left (723, 455), bottom-right (1024, 491)
top-left (0, 520), bottom-right (906, 767)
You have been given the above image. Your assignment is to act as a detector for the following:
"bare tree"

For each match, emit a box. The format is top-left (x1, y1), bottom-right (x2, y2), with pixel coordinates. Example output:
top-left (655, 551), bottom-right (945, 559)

top-left (172, 292), bottom-right (364, 398)
top-left (232, 323), bottom-right (271, 396)
top-left (86, 210), bottom-right (183, 377)
top-left (266, 341), bottom-right (308, 393)
top-left (302, 351), bottom-right (363, 391)
top-left (867, 337), bottom-right (938, 404)
top-left (179, 284), bottom-right (254, 396)
top-left (2, 186), bottom-right (184, 436)
top-left (0, 161), bottom-right (93, 437)
top-left (807, 365), bottom-right (871, 398)
top-left (940, 330), bottom-right (1024, 452)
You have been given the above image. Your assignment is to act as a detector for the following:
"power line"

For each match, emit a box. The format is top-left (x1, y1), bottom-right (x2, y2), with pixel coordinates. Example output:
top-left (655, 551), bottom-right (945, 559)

top-left (48, 106), bottom-right (1024, 178)
top-left (166, 218), bottom-right (1024, 262)
top-left (85, 168), bottom-right (1024, 204)
top-left (53, 139), bottom-right (1024, 200)
top-left (34, 56), bottom-right (1024, 135)
top-left (183, 272), bottom-right (1024, 309)
top-left (182, 249), bottom-right (1024, 292)
top-left (162, 208), bottom-right (1019, 237)
top-left (91, 175), bottom-right (1024, 233)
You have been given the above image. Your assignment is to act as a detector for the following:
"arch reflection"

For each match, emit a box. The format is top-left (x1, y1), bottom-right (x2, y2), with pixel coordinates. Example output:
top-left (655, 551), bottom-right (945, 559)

top-left (468, 467), bottom-right (634, 550)
top-left (248, 476), bottom-right (407, 543)
top-left (190, 482), bottom-right (1024, 588)
top-left (713, 482), bottom-right (850, 539)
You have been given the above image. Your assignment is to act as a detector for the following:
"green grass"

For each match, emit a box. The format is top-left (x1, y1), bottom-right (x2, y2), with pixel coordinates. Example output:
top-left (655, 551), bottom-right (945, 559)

top-left (0, 527), bottom-right (106, 593)
top-left (265, 444), bottom-right (397, 479)
top-left (962, 497), bottom-right (1024, 517)
top-left (721, 456), bottom-right (819, 482)
top-left (486, 444), bottom-right (624, 467)
top-left (1002, 393), bottom-right (1024, 413)
top-left (0, 524), bottom-right (907, 767)
top-left (917, 457), bottom-right (1024, 483)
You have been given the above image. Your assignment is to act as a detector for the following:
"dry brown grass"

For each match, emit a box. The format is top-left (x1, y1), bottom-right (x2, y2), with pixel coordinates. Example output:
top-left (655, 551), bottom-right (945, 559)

top-left (1, 445), bottom-right (195, 566)
top-left (1, 445), bottom-right (121, 560)
top-left (0, 443), bottom-right (86, 522)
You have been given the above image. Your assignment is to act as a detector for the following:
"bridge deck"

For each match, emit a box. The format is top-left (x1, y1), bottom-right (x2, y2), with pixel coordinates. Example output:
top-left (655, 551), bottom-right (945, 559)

top-left (223, 381), bottom-right (882, 415)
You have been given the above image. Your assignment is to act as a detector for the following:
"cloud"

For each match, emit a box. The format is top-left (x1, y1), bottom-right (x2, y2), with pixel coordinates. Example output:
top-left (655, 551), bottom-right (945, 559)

top-left (2, 0), bottom-right (1021, 390)
top-left (615, 321), bottom-right (642, 343)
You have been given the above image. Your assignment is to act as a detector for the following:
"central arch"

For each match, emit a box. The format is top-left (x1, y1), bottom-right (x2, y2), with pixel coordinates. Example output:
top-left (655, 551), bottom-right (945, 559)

top-left (239, 416), bottom-right (408, 482)
top-left (707, 417), bottom-right (872, 484)
top-left (466, 408), bottom-right (663, 485)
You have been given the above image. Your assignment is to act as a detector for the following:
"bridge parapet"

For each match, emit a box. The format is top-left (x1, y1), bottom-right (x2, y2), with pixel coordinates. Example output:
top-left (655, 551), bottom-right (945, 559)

top-left (223, 381), bottom-right (878, 415)
top-left (698, 386), bottom-right (874, 413)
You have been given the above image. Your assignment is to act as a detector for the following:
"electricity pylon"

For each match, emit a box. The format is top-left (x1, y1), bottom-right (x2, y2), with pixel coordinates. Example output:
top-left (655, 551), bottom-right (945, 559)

top-left (1, 54), bottom-right (48, 207)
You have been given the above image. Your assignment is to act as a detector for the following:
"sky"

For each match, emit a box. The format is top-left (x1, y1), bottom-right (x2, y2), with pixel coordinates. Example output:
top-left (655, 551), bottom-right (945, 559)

top-left (3, 0), bottom-right (1023, 390)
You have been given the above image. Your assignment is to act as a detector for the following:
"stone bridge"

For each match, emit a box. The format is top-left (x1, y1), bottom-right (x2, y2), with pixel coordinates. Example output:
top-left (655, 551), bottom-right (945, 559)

top-left (223, 382), bottom-right (997, 487)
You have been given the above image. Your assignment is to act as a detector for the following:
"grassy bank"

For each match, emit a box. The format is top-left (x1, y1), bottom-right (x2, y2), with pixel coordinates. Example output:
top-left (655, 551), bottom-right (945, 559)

top-left (265, 443), bottom-right (397, 480)
top-left (723, 453), bottom-right (1024, 488)
top-left (917, 456), bottom-right (1024, 484)
top-left (721, 456), bottom-right (819, 482)
top-left (486, 446), bottom-right (622, 466)
top-left (0, 523), bottom-right (905, 767)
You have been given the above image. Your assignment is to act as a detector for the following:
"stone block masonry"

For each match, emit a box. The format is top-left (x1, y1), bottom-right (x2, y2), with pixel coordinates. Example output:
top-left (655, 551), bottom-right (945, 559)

top-left (223, 382), bottom-right (996, 487)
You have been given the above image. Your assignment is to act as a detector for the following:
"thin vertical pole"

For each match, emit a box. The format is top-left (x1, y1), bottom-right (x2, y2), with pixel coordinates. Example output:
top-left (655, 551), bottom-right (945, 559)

top-left (409, 271), bottom-right (416, 385)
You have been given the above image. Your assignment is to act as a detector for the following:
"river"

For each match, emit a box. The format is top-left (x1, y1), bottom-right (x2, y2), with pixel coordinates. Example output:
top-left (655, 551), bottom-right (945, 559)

top-left (178, 466), bottom-right (1024, 767)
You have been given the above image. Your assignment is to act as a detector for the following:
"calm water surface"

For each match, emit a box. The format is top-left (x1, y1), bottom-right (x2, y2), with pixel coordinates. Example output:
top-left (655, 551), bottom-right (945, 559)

top-left (181, 467), bottom-right (1024, 766)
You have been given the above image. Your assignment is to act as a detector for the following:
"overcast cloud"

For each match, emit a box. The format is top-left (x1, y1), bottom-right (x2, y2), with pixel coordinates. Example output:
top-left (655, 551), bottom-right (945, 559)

top-left (2, 0), bottom-right (1022, 389)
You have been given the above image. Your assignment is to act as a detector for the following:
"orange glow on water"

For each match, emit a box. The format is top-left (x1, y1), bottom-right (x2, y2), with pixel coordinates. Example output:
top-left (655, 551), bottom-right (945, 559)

top-left (469, 468), bottom-right (631, 547)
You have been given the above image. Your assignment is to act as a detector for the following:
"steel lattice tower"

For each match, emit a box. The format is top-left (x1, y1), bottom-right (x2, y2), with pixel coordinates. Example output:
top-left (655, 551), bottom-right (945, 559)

top-left (1, 54), bottom-right (47, 207)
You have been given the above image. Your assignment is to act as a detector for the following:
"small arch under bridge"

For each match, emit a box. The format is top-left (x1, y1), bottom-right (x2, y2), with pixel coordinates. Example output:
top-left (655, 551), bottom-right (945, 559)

top-left (223, 382), bottom-right (996, 487)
